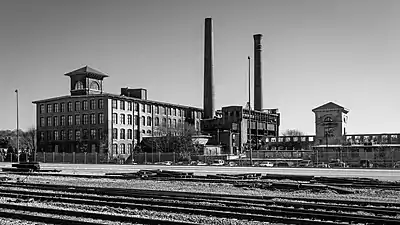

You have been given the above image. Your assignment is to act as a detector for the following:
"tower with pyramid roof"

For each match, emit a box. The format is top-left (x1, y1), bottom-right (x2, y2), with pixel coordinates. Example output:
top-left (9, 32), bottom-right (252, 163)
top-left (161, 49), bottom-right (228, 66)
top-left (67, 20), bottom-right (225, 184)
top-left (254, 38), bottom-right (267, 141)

top-left (64, 66), bottom-right (109, 96)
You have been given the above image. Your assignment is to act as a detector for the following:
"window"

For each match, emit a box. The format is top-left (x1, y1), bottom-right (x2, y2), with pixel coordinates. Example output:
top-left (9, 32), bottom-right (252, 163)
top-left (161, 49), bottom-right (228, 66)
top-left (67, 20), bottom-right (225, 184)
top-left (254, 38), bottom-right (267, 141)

top-left (60, 130), bottom-right (65, 140)
top-left (147, 116), bottom-right (152, 126)
top-left (127, 144), bottom-right (132, 153)
top-left (54, 103), bottom-right (59, 113)
top-left (167, 108), bottom-right (171, 115)
top-left (98, 99), bottom-right (104, 109)
top-left (113, 144), bottom-right (118, 154)
top-left (134, 115), bottom-right (139, 125)
top-left (134, 102), bottom-right (138, 111)
top-left (178, 119), bottom-right (181, 126)
top-left (197, 112), bottom-right (202, 119)
top-left (120, 129), bottom-right (125, 139)
top-left (60, 115), bottom-right (65, 126)
top-left (90, 129), bottom-right (96, 139)
top-left (141, 116), bottom-right (145, 126)
top-left (173, 108), bottom-right (176, 116)
top-left (127, 115), bottom-right (132, 125)
top-left (82, 114), bottom-right (89, 125)
top-left (40, 117), bottom-right (45, 127)
top-left (173, 119), bottom-right (176, 128)
top-left (47, 104), bottom-right (52, 113)
top-left (75, 130), bottom-right (81, 140)
top-left (40, 105), bottom-right (45, 114)
top-left (177, 109), bottom-right (181, 117)
top-left (90, 100), bottom-right (96, 110)
top-left (75, 81), bottom-right (84, 90)
top-left (162, 118), bottom-right (167, 126)
top-left (60, 103), bottom-right (65, 112)
top-left (98, 113), bottom-right (104, 124)
top-left (168, 118), bottom-right (172, 127)
top-left (90, 114), bottom-right (96, 124)
top-left (112, 99), bottom-right (117, 109)
top-left (155, 117), bottom-right (160, 126)
top-left (120, 144), bottom-right (126, 154)
top-left (142, 130), bottom-right (145, 134)
top-left (75, 101), bottom-right (81, 111)
top-left (75, 115), bottom-right (81, 125)
top-left (54, 131), bottom-right (59, 140)
top-left (120, 100), bottom-right (125, 110)
top-left (147, 130), bottom-right (151, 135)
top-left (112, 128), bottom-right (118, 139)
top-left (83, 101), bottom-right (88, 110)
top-left (47, 117), bottom-right (52, 126)
top-left (147, 105), bottom-right (152, 113)
top-left (68, 130), bottom-right (73, 140)
top-left (127, 129), bottom-right (133, 139)
top-left (161, 106), bottom-right (166, 115)
top-left (90, 81), bottom-right (99, 90)
top-left (112, 113), bottom-right (117, 124)
top-left (182, 110), bottom-right (185, 117)
top-left (141, 104), bottom-right (145, 112)
top-left (128, 102), bottom-right (132, 111)
top-left (120, 114), bottom-right (125, 124)
top-left (67, 102), bottom-right (72, 112)
top-left (155, 106), bottom-right (159, 114)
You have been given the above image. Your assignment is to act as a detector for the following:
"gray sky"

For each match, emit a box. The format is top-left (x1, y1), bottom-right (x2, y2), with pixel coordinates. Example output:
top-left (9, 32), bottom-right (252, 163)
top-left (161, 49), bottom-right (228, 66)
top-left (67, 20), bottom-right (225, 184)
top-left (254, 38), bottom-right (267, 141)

top-left (1, 0), bottom-right (399, 135)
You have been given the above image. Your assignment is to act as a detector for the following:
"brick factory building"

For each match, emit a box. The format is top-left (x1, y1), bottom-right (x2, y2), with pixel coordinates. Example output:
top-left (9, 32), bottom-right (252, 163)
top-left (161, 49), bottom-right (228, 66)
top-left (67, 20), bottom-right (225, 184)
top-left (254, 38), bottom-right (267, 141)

top-left (32, 66), bottom-right (203, 160)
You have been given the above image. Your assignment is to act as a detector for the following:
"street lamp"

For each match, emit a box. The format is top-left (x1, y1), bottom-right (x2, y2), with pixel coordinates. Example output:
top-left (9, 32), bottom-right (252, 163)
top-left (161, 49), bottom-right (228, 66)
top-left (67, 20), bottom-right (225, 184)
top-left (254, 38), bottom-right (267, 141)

top-left (15, 89), bottom-right (19, 163)
top-left (248, 56), bottom-right (253, 166)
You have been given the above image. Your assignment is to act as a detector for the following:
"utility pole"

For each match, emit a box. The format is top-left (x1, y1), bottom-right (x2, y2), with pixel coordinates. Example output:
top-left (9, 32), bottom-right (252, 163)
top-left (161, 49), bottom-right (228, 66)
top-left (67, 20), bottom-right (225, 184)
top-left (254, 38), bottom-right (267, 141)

top-left (248, 56), bottom-right (253, 166)
top-left (15, 89), bottom-right (19, 163)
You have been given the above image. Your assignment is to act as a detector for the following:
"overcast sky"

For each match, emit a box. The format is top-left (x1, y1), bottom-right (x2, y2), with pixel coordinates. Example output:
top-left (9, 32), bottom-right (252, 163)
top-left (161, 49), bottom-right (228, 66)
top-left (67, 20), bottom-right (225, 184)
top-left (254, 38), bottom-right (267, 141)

top-left (1, 0), bottom-right (400, 135)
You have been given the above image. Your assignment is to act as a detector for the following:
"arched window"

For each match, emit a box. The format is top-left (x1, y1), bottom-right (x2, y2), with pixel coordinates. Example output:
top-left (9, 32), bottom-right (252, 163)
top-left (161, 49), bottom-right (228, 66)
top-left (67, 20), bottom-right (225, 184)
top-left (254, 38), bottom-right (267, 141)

top-left (141, 116), bottom-right (145, 126)
top-left (173, 119), bottom-right (177, 128)
top-left (120, 129), bottom-right (125, 139)
top-left (112, 128), bottom-right (118, 139)
top-left (147, 116), bottom-right (152, 126)
top-left (127, 129), bottom-right (132, 139)
top-left (127, 143), bottom-right (132, 152)
top-left (155, 117), bottom-right (160, 126)
top-left (113, 144), bottom-right (118, 154)
top-left (196, 121), bottom-right (200, 130)
top-left (141, 130), bottom-right (145, 134)
top-left (168, 118), bottom-right (172, 127)
top-left (324, 117), bottom-right (333, 122)
top-left (75, 81), bottom-right (84, 90)
top-left (147, 130), bottom-right (152, 134)
top-left (120, 144), bottom-right (125, 154)
top-left (90, 81), bottom-right (100, 90)
top-left (162, 118), bottom-right (167, 126)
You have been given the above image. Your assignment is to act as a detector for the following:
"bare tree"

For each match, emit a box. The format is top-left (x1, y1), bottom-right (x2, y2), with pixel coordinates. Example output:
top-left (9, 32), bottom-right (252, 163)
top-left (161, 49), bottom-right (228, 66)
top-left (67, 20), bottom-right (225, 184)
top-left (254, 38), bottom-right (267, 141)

top-left (281, 129), bottom-right (305, 136)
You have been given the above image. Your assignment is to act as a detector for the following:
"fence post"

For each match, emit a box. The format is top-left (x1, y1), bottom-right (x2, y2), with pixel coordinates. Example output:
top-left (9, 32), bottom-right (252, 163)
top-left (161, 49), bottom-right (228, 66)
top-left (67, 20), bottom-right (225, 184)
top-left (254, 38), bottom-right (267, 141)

top-left (173, 152), bottom-right (175, 163)
top-left (43, 152), bottom-right (46, 163)
top-left (73, 152), bottom-right (75, 164)
top-left (95, 153), bottom-right (97, 164)
top-left (84, 152), bottom-right (87, 164)
top-left (62, 152), bottom-right (65, 163)
top-left (144, 152), bottom-right (147, 164)
top-left (158, 151), bottom-right (161, 162)
top-left (52, 152), bottom-right (55, 163)
top-left (107, 153), bottom-right (109, 164)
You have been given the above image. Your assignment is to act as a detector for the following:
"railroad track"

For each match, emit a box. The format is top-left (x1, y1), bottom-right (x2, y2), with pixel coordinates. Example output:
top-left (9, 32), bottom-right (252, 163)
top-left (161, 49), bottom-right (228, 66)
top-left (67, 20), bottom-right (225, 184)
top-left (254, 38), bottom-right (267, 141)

top-left (0, 182), bottom-right (399, 224)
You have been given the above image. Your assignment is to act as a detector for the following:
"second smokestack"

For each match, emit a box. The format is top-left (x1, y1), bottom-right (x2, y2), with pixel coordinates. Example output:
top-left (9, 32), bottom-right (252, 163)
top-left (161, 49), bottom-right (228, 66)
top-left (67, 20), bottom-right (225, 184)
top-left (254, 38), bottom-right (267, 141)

top-left (253, 34), bottom-right (263, 111)
top-left (203, 18), bottom-right (215, 119)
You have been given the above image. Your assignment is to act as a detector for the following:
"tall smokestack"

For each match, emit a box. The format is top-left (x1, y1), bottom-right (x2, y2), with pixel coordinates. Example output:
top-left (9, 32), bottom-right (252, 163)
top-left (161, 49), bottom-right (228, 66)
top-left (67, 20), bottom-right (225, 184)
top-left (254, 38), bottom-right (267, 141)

top-left (253, 34), bottom-right (263, 111)
top-left (203, 18), bottom-right (215, 119)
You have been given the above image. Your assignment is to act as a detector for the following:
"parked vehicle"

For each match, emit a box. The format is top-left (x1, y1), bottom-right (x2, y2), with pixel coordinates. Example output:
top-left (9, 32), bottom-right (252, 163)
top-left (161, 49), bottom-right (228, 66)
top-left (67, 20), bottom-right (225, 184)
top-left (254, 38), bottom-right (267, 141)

top-left (190, 161), bottom-right (208, 166)
top-left (275, 162), bottom-right (290, 167)
top-left (315, 162), bottom-right (330, 168)
top-left (259, 161), bottom-right (274, 167)
top-left (227, 161), bottom-right (237, 167)
top-left (211, 159), bottom-right (225, 166)
top-left (298, 160), bottom-right (313, 167)
top-left (328, 159), bottom-right (348, 168)
top-left (393, 161), bottom-right (400, 168)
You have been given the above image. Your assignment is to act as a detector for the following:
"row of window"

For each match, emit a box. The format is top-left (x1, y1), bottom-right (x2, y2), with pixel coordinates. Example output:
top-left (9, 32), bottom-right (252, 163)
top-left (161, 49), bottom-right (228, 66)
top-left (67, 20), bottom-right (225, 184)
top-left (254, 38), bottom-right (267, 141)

top-left (40, 113), bottom-right (104, 127)
top-left (39, 128), bottom-right (105, 141)
top-left (345, 134), bottom-right (399, 144)
top-left (111, 99), bottom-right (202, 118)
top-left (112, 143), bottom-right (132, 154)
top-left (266, 136), bottom-right (315, 143)
top-left (40, 99), bottom-right (104, 114)
top-left (112, 128), bottom-right (135, 140)
top-left (112, 113), bottom-right (187, 128)
top-left (111, 128), bottom-right (188, 139)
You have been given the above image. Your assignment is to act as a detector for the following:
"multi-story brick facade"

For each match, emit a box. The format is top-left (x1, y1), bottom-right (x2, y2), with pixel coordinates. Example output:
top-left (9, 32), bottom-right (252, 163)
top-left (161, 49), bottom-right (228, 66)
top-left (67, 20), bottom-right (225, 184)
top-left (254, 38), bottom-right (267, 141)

top-left (33, 66), bottom-right (203, 158)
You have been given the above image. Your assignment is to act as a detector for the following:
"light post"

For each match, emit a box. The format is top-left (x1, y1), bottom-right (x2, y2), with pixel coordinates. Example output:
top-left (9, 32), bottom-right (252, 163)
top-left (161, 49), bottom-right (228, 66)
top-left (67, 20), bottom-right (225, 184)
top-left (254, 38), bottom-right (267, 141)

top-left (15, 89), bottom-right (19, 163)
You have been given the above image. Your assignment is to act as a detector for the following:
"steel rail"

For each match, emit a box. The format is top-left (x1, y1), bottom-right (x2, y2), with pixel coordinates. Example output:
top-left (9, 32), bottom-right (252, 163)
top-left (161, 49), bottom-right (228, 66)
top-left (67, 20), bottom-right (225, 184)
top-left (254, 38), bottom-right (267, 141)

top-left (2, 181), bottom-right (400, 208)
top-left (1, 188), bottom-right (400, 224)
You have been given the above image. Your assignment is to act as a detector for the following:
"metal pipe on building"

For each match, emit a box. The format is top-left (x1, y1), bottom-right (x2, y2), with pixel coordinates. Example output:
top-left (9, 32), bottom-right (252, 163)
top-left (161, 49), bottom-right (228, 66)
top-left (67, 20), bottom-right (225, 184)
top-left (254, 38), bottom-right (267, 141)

top-left (203, 18), bottom-right (215, 119)
top-left (253, 34), bottom-right (263, 111)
